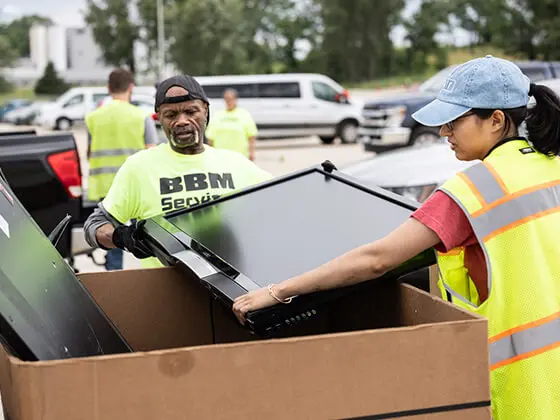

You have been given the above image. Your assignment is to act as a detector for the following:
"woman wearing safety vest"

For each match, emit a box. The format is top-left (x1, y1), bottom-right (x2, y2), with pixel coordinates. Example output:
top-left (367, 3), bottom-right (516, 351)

top-left (233, 55), bottom-right (560, 419)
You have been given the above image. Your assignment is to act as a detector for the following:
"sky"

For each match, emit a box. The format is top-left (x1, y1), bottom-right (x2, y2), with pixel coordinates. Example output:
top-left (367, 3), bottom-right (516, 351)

top-left (0, 0), bottom-right (88, 26)
top-left (2, 0), bottom-right (421, 27)
top-left (1, 0), bottom-right (422, 26)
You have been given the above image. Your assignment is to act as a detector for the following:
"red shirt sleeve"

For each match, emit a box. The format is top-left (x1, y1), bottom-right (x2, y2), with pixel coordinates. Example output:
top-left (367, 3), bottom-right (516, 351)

top-left (411, 191), bottom-right (476, 252)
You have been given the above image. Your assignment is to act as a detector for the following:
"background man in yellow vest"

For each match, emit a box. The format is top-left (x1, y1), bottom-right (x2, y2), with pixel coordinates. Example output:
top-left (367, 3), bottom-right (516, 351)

top-left (206, 88), bottom-right (257, 161)
top-left (86, 68), bottom-right (159, 270)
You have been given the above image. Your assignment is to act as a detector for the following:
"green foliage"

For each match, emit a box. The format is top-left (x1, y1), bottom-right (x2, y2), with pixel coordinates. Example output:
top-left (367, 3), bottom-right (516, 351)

top-left (0, 15), bottom-right (52, 58)
top-left (80, 0), bottom-right (560, 86)
top-left (34, 62), bottom-right (70, 95)
top-left (166, 0), bottom-right (251, 75)
top-left (0, 77), bottom-right (14, 94)
top-left (84, 0), bottom-right (139, 72)
top-left (316, 0), bottom-right (405, 82)
top-left (0, 35), bottom-right (18, 68)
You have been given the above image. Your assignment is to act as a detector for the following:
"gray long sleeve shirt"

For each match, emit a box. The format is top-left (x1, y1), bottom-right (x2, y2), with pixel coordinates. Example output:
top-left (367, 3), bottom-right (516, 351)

top-left (83, 202), bottom-right (121, 249)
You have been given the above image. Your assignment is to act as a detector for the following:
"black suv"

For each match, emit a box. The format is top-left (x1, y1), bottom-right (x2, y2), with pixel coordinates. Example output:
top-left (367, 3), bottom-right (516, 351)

top-left (360, 61), bottom-right (560, 153)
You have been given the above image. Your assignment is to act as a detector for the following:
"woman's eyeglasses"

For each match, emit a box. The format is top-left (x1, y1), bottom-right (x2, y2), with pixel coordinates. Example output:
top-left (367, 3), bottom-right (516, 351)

top-left (444, 111), bottom-right (475, 131)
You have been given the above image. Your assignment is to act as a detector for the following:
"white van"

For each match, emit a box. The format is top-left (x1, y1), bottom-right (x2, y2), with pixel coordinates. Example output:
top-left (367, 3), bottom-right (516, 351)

top-left (195, 73), bottom-right (363, 144)
top-left (36, 86), bottom-right (156, 131)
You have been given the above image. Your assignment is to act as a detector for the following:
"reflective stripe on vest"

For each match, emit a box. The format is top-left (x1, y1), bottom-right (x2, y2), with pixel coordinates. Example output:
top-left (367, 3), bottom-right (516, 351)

top-left (490, 311), bottom-right (560, 371)
top-left (462, 162), bottom-right (508, 204)
top-left (89, 166), bottom-right (122, 176)
top-left (90, 148), bottom-right (141, 158)
top-left (458, 164), bottom-right (560, 241)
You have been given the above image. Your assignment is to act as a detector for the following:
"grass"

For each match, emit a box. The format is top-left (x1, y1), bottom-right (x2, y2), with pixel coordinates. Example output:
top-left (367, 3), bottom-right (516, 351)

top-left (346, 73), bottom-right (430, 89)
top-left (347, 45), bottom-right (527, 90)
top-left (0, 88), bottom-right (56, 103)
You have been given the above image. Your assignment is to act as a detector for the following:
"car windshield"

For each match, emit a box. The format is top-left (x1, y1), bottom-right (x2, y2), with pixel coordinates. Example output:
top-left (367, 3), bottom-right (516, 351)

top-left (418, 66), bottom-right (457, 93)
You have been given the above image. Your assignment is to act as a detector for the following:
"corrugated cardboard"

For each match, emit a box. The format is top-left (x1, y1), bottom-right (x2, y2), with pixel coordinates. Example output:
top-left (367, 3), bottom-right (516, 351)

top-left (0, 267), bottom-right (491, 419)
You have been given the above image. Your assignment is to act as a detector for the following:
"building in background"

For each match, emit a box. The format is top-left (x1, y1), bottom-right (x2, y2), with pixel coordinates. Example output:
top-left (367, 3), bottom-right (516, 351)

top-left (2, 24), bottom-right (151, 87)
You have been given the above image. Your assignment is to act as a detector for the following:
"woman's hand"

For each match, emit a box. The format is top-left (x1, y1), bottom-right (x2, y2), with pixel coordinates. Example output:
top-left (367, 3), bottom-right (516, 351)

top-left (232, 287), bottom-right (278, 324)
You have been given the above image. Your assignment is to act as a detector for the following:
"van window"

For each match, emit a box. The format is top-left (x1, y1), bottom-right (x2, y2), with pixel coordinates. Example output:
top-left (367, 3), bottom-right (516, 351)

top-left (257, 82), bottom-right (300, 98)
top-left (202, 84), bottom-right (257, 99)
top-left (63, 94), bottom-right (85, 108)
top-left (92, 93), bottom-right (108, 104)
top-left (520, 66), bottom-right (548, 82)
top-left (312, 82), bottom-right (339, 102)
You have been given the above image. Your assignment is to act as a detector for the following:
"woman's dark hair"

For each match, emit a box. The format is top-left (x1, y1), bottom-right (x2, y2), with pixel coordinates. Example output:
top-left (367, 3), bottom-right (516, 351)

top-left (470, 83), bottom-right (560, 156)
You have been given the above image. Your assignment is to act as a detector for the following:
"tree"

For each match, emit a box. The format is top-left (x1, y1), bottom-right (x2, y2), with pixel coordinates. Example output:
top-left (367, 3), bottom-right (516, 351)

top-left (34, 62), bottom-right (70, 95)
top-left (451, 0), bottom-right (507, 45)
top-left (0, 35), bottom-right (18, 93)
top-left (449, 0), bottom-right (560, 60)
top-left (136, 0), bottom-right (310, 76)
top-left (315, 0), bottom-right (405, 83)
top-left (403, 0), bottom-right (451, 73)
top-left (0, 35), bottom-right (18, 68)
top-left (84, 0), bottom-right (139, 73)
top-left (260, 0), bottom-right (322, 72)
top-left (166, 0), bottom-right (253, 75)
top-left (1, 15), bottom-right (52, 58)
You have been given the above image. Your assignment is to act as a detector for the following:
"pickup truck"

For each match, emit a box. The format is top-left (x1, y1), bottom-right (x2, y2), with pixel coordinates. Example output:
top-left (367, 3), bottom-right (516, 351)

top-left (0, 129), bottom-right (96, 270)
top-left (359, 60), bottom-right (560, 153)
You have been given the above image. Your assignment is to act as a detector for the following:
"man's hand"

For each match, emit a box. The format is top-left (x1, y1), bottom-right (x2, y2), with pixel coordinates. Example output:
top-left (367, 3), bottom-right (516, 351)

top-left (112, 219), bottom-right (154, 259)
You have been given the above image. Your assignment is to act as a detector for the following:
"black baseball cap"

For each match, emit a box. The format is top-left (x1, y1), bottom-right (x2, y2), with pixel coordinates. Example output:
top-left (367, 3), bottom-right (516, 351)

top-left (154, 75), bottom-right (209, 112)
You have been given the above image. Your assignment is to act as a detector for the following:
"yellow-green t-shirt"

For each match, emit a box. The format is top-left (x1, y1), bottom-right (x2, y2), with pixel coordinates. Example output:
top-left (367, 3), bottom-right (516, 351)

top-left (205, 107), bottom-right (257, 158)
top-left (102, 143), bottom-right (272, 268)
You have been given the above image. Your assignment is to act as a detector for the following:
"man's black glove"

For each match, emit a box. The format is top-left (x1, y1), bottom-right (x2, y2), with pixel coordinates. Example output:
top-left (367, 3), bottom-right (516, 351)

top-left (112, 219), bottom-right (154, 259)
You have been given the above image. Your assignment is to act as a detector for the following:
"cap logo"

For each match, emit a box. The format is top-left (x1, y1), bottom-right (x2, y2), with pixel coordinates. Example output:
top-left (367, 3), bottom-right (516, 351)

top-left (443, 78), bottom-right (456, 93)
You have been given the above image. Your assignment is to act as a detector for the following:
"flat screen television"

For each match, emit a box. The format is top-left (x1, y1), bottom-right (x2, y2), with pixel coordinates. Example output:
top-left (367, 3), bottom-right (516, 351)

top-left (142, 162), bottom-right (436, 337)
top-left (0, 176), bottom-right (132, 361)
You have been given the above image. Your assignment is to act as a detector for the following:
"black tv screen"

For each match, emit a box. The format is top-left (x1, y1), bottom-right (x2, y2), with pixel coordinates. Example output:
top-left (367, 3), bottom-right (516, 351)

top-left (165, 168), bottom-right (421, 289)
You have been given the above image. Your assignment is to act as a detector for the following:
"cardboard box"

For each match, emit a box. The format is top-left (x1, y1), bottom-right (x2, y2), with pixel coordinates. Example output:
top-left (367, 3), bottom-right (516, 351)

top-left (0, 267), bottom-right (491, 419)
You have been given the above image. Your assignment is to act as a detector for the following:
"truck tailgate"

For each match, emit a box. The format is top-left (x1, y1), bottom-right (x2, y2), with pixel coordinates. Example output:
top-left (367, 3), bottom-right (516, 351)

top-left (0, 132), bottom-right (82, 257)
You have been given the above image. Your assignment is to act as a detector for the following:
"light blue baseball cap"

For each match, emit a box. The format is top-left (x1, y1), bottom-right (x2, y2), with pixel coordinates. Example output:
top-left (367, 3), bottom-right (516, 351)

top-left (412, 55), bottom-right (531, 127)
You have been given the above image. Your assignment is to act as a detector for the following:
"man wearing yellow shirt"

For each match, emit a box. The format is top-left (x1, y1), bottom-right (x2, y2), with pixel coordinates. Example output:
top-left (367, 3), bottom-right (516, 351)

top-left (83, 75), bottom-right (272, 268)
top-left (206, 88), bottom-right (257, 160)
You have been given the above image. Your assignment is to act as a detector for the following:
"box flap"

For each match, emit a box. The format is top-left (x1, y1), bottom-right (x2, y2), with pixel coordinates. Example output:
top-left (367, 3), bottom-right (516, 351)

top-left (78, 267), bottom-right (213, 351)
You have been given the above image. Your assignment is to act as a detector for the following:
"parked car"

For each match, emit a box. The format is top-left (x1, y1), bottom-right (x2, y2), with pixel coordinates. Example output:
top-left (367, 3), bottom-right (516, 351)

top-left (359, 61), bottom-right (560, 154)
top-left (0, 99), bottom-right (33, 122)
top-left (35, 86), bottom-right (156, 131)
top-left (345, 77), bottom-right (560, 202)
top-left (189, 73), bottom-right (363, 144)
top-left (342, 142), bottom-right (475, 203)
top-left (3, 101), bottom-right (49, 125)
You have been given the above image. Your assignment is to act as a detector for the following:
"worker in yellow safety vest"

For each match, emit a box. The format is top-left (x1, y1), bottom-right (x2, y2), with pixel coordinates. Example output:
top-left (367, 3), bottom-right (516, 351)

top-left (233, 55), bottom-right (560, 419)
top-left (206, 88), bottom-right (257, 161)
top-left (86, 68), bottom-right (159, 270)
